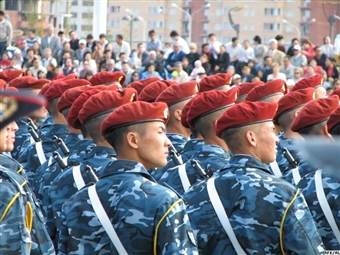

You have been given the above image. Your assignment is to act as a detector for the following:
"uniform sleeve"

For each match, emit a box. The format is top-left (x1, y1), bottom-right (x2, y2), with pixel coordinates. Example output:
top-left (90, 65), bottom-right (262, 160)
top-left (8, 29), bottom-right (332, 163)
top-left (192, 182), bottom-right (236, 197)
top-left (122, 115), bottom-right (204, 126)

top-left (155, 198), bottom-right (198, 255)
top-left (282, 191), bottom-right (325, 254)
top-left (0, 179), bottom-right (31, 254)
top-left (57, 204), bottom-right (69, 255)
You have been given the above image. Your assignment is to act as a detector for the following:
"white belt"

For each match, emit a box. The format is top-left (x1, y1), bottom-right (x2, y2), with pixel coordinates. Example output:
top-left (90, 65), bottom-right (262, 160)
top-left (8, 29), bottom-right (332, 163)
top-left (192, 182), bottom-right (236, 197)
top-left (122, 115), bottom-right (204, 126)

top-left (315, 169), bottom-right (340, 244)
top-left (35, 141), bottom-right (46, 165)
top-left (207, 177), bottom-right (247, 255)
top-left (72, 165), bottom-right (86, 190)
top-left (178, 164), bottom-right (190, 192)
top-left (292, 167), bottom-right (301, 186)
top-left (269, 161), bottom-right (282, 177)
top-left (88, 185), bottom-right (128, 254)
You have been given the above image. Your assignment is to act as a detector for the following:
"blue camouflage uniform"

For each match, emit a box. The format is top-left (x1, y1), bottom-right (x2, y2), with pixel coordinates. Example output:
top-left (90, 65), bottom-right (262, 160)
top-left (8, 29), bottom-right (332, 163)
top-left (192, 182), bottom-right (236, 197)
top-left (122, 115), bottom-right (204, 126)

top-left (58, 160), bottom-right (198, 255)
top-left (46, 146), bottom-right (116, 246)
top-left (32, 133), bottom-right (83, 195)
top-left (159, 144), bottom-right (230, 195)
top-left (19, 124), bottom-right (69, 184)
top-left (283, 159), bottom-right (319, 186)
top-left (167, 133), bottom-right (188, 153)
top-left (0, 165), bottom-right (55, 255)
top-left (152, 138), bottom-right (204, 181)
top-left (12, 117), bottom-right (33, 160)
top-left (0, 152), bottom-right (28, 179)
top-left (37, 139), bottom-right (95, 216)
top-left (183, 155), bottom-right (325, 254)
top-left (298, 168), bottom-right (340, 250)
top-left (38, 114), bottom-right (53, 137)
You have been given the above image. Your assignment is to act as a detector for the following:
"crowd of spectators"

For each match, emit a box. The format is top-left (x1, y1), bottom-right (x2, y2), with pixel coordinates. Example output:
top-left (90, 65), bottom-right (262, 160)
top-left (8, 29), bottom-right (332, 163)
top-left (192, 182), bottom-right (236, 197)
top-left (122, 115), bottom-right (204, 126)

top-left (1, 9), bottom-right (340, 92)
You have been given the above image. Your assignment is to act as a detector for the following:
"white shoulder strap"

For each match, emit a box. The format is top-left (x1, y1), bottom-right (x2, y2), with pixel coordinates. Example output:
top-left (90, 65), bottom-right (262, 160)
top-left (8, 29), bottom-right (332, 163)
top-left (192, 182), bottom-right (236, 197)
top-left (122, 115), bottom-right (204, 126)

top-left (292, 167), bottom-right (301, 186)
top-left (178, 164), bottom-right (191, 192)
top-left (269, 161), bottom-right (282, 177)
top-left (207, 178), bottom-right (247, 255)
top-left (314, 169), bottom-right (340, 244)
top-left (72, 165), bottom-right (86, 190)
top-left (88, 185), bottom-right (128, 254)
top-left (35, 141), bottom-right (46, 165)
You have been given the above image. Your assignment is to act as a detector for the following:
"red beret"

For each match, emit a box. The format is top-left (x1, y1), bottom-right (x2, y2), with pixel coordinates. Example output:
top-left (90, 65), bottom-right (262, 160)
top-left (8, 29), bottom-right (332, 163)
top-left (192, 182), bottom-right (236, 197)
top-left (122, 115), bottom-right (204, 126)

top-left (68, 87), bottom-right (107, 129)
top-left (163, 80), bottom-right (178, 86)
top-left (140, 77), bottom-right (161, 86)
top-left (126, 81), bottom-right (145, 94)
top-left (216, 101), bottom-right (278, 138)
top-left (5, 87), bottom-right (18, 92)
top-left (39, 84), bottom-right (51, 97)
top-left (245, 79), bottom-right (287, 102)
top-left (199, 73), bottom-right (233, 92)
top-left (9, 76), bottom-right (50, 89)
top-left (330, 87), bottom-right (340, 98)
top-left (0, 79), bottom-right (7, 90)
top-left (187, 89), bottom-right (239, 129)
top-left (327, 105), bottom-right (340, 133)
top-left (291, 95), bottom-right (339, 132)
top-left (292, 74), bottom-right (324, 92)
top-left (57, 85), bottom-right (93, 113)
top-left (44, 79), bottom-right (90, 102)
top-left (0, 70), bottom-right (24, 82)
top-left (155, 81), bottom-right (199, 106)
top-left (101, 101), bottom-right (169, 134)
top-left (62, 73), bottom-right (78, 80)
top-left (79, 88), bottom-right (137, 124)
top-left (273, 88), bottom-right (315, 125)
top-left (89, 71), bottom-right (125, 87)
top-left (138, 80), bottom-right (173, 102)
top-left (237, 82), bottom-right (263, 100)
top-left (180, 98), bottom-right (195, 129)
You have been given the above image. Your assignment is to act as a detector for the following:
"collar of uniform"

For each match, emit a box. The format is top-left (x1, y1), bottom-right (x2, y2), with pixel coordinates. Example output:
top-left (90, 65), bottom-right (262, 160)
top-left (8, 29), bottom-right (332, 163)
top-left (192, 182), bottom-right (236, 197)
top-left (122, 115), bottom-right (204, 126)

top-left (45, 124), bottom-right (69, 138)
top-left (225, 154), bottom-right (270, 173)
top-left (0, 153), bottom-right (22, 172)
top-left (191, 144), bottom-right (230, 159)
top-left (100, 159), bottom-right (155, 182)
top-left (83, 146), bottom-right (117, 161)
top-left (166, 133), bottom-right (188, 142)
top-left (69, 139), bottom-right (95, 155)
top-left (181, 139), bottom-right (204, 154)
top-left (64, 133), bottom-right (83, 148)
top-left (19, 117), bottom-right (30, 126)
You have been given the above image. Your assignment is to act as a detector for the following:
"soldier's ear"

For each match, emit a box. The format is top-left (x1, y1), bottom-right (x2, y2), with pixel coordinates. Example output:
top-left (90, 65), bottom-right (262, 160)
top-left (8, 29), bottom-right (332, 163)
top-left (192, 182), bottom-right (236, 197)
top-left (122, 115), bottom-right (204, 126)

top-left (126, 131), bottom-right (139, 149)
top-left (294, 110), bottom-right (300, 119)
top-left (245, 130), bottom-right (257, 147)
top-left (174, 109), bottom-right (182, 121)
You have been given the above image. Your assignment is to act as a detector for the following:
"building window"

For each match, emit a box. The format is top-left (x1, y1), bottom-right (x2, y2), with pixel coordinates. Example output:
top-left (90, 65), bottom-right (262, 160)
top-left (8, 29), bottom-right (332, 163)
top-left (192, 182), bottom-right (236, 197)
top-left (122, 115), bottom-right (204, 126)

top-left (250, 25), bottom-right (255, 31)
top-left (264, 8), bottom-right (281, 16)
top-left (250, 10), bottom-right (255, 16)
top-left (108, 19), bottom-right (120, 28)
top-left (82, 13), bottom-right (93, 19)
top-left (83, 0), bottom-right (93, 6)
top-left (215, 9), bottom-right (221, 16)
top-left (148, 21), bottom-right (164, 29)
top-left (244, 10), bottom-right (249, 16)
top-left (285, 25), bottom-right (293, 32)
top-left (71, 12), bottom-right (77, 18)
top-left (5, 1), bottom-right (19, 10)
top-left (81, 25), bottom-right (92, 31)
top-left (264, 23), bottom-right (281, 31)
top-left (110, 6), bottom-right (120, 13)
top-left (286, 11), bottom-right (294, 18)
top-left (214, 23), bottom-right (221, 31)
top-left (223, 7), bottom-right (231, 15)
top-left (222, 21), bottom-right (232, 30)
top-left (170, 9), bottom-right (177, 15)
top-left (71, 1), bottom-right (77, 6)
top-left (203, 23), bottom-right (208, 31)
top-left (221, 36), bottom-right (232, 44)
top-left (148, 6), bottom-right (163, 14)
top-left (243, 24), bottom-right (249, 31)
top-left (169, 23), bottom-right (176, 30)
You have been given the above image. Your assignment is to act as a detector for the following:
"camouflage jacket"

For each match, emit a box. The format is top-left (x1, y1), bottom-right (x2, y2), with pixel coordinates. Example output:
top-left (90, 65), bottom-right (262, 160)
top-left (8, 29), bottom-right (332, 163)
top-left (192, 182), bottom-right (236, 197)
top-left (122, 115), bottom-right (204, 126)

top-left (12, 118), bottom-right (33, 161)
top-left (159, 144), bottom-right (230, 195)
top-left (183, 155), bottom-right (324, 254)
top-left (38, 115), bottom-right (54, 137)
top-left (166, 133), bottom-right (188, 153)
top-left (0, 165), bottom-right (55, 255)
top-left (20, 124), bottom-right (69, 184)
top-left (152, 139), bottom-right (204, 181)
top-left (32, 133), bottom-right (83, 195)
top-left (58, 160), bottom-right (198, 255)
top-left (283, 159), bottom-right (319, 186)
top-left (298, 168), bottom-right (340, 250)
top-left (46, 146), bottom-right (117, 246)
top-left (37, 139), bottom-right (95, 216)
top-left (0, 152), bottom-right (28, 180)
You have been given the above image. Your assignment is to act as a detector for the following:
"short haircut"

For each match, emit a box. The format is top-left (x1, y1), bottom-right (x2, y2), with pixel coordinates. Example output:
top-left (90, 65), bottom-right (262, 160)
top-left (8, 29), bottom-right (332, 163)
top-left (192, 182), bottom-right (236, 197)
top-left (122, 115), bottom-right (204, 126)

top-left (27, 48), bottom-right (34, 53)
top-left (29, 29), bottom-right (36, 33)
top-left (58, 31), bottom-right (64, 36)
top-left (122, 61), bottom-right (129, 65)
top-left (86, 34), bottom-right (94, 40)
top-left (208, 33), bottom-right (216, 38)
top-left (148, 29), bottom-right (155, 36)
top-left (275, 35), bottom-right (283, 41)
top-left (103, 123), bottom-right (146, 154)
top-left (104, 49), bottom-right (111, 54)
top-left (253, 35), bottom-right (262, 44)
top-left (0, 11), bottom-right (4, 16)
top-left (99, 33), bottom-right (106, 39)
top-left (291, 38), bottom-right (299, 44)
top-left (68, 30), bottom-right (75, 36)
top-left (85, 115), bottom-right (108, 143)
top-left (119, 52), bottom-right (126, 57)
top-left (137, 43), bottom-right (143, 48)
top-left (330, 123), bottom-right (340, 136)
top-left (116, 34), bottom-right (123, 40)
top-left (298, 121), bottom-right (325, 136)
top-left (220, 127), bottom-right (244, 154)
top-left (232, 37), bottom-right (238, 43)
top-left (48, 98), bottom-right (61, 117)
top-left (170, 30), bottom-right (179, 37)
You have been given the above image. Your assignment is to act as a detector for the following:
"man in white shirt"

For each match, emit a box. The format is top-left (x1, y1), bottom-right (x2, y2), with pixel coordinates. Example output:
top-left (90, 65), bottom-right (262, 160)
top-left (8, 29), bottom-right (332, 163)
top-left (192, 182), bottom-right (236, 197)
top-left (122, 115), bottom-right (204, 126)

top-left (320, 36), bottom-right (336, 58)
top-left (239, 39), bottom-right (255, 64)
top-left (225, 37), bottom-right (242, 66)
top-left (208, 33), bottom-right (222, 59)
top-left (42, 48), bottom-right (57, 69)
top-left (29, 57), bottom-right (47, 78)
top-left (290, 45), bottom-right (307, 68)
top-left (170, 30), bottom-right (190, 54)
top-left (112, 34), bottom-right (131, 58)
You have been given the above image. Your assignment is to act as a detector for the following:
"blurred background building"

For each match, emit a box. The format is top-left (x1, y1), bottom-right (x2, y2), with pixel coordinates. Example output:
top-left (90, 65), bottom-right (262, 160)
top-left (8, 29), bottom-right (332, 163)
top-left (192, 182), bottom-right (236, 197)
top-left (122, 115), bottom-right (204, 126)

top-left (2, 0), bottom-right (340, 47)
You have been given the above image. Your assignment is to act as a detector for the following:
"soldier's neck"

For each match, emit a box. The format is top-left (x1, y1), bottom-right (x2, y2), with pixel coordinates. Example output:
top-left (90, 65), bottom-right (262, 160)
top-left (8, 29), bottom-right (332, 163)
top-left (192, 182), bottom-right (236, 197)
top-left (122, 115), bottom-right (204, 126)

top-left (283, 129), bottom-right (303, 140)
top-left (204, 136), bottom-right (230, 152)
top-left (68, 127), bottom-right (82, 134)
top-left (166, 124), bottom-right (190, 138)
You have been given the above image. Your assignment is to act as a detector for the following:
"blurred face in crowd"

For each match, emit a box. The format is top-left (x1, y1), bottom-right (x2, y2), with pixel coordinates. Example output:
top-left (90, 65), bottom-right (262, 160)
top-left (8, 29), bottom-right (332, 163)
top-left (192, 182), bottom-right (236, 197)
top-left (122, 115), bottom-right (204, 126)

top-left (0, 13), bottom-right (4, 22)
top-left (243, 40), bottom-right (249, 49)
top-left (307, 66), bottom-right (315, 77)
top-left (202, 45), bottom-right (210, 54)
top-left (63, 52), bottom-right (71, 60)
top-left (84, 52), bottom-right (92, 61)
top-left (173, 44), bottom-right (180, 52)
top-left (200, 55), bottom-right (208, 63)
top-left (324, 36), bottom-right (331, 44)
top-left (149, 32), bottom-right (156, 41)
top-left (70, 31), bottom-right (77, 40)
top-left (105, 51), bottom-right (111, 59)
top-left (283, 57), bottom-right (290, 67)
top-left (122, 63), bottom-right (130, 72)
top-left (83, 61), bottom-right (90, 70)
top-left (220, 45), bottom-right (226, 53)
top-left (33, 42), bottom-right (40, 51)
top-left (272, 64), bottom-right (280, 74)
top-left (63, 42), bottom-right (71, 51)
top-left (334, 80), bottom-right (340, 89)
top-left (107, 60), bottom-right (115, 70)
top-left (116, 36), bottom-right (122, 44)
top-left (242, 67), bottom-right (250, 76)
top-left (20, 40), bottom-right (27, 49)
top-left (292, 39), bottom-right (300, 46)
top-left (79, 43), bottom-right (85, 49)
top-left (293, 49), bottom-right (300, 56)
top-left (182, 57), bottom-right (189, 67)
top-left (46, 27), bottom-right (53, 36)
top-left (294, 68), bottom-right (302, 79)
top-left (119, 53), bottom-right (127, 62)
top-left (149, 51), bottom-right (157, 61)
top-left (189, 44), bottom-right (197, 53)
top-left (33, 59), bottom-right (40, 68)
top-left (314, 47), bottom-right (322, 57)
top-left (0, 126), bottom-right (8, 152)
top-left (2, 52), bottom-right (8, 61)
top-left (65, 58), bottom-right (72, 68)
top-left (175, 63), bottom-right (183, 72)
top-left (232, 39), bottom-right (238, 46)
top-left (209, 34), bottom-right (216, 42)
top-left (55, 67), bottom-right (62, 76)
top-left (265, 57), bottom-right (272, 66)
top-left (44, 49), bottom-right (52, 59)
top-left (227, 66), bottom-right (235, 75)
top-left (269, 41), bottom-right (277, 50)
top-left (138, 44), bottom-right (145, 53)
top-left (148, 64), bottom-right (155, 73)
top-left (27, 49), bottom-right (34, 58)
